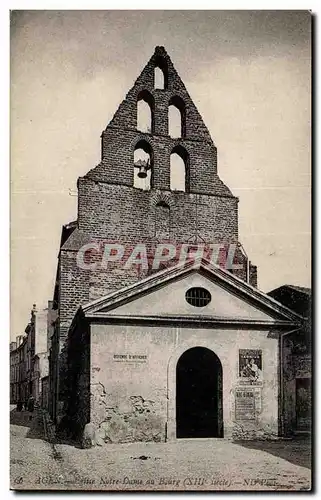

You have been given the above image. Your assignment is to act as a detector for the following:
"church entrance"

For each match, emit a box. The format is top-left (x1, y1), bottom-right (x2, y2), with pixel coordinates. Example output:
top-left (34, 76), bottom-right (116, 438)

top-left (176, 347), bottom-right (223, 438)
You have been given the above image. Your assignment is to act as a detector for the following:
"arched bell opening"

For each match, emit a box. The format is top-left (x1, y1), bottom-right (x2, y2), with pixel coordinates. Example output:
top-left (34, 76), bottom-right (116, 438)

top-left (137, 90), bottom-right (155, 133)
top-left (170, 144), bottom-right (190, 192)
top-left (154, 55), bottom-right (168, 90)
top-left (168, 96), bottom-right (186, 138)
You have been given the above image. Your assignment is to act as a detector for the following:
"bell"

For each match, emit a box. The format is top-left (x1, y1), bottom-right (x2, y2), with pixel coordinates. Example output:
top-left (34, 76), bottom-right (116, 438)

top-left (137, 164), bottom-right (148, 178)
top-left (134, 158), bottom-right (150, 179)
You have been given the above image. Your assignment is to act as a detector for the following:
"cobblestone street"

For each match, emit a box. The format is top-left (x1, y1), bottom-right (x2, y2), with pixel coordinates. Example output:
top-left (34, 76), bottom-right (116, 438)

top-left (10, 407), bottom-right (311, 491)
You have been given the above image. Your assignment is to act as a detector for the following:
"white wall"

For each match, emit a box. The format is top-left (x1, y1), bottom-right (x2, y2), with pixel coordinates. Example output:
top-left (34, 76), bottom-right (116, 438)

top-left (90, 322), bottom-right (279, 441)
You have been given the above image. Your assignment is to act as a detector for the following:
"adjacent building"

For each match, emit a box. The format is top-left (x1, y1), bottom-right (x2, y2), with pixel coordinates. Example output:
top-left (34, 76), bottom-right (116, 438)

top-left (10, 335), bottom-right (27, 404)
top-left (268, 285), bottom-right (311, 435)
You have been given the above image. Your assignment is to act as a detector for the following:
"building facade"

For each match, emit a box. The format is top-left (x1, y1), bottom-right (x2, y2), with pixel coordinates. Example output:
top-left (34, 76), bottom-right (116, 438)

top-left (10, 301), bottom-right (55, 407)
top-left (50, 47), bottom-right (304, 444)
top-left (10, 335), bottom-right (27, 404)
top-left (268, 285), bottom-right (311, 435)
top-left (65, 260), bottom-right (301, 445)
top-left (41, 376), bottom-right (50, 410)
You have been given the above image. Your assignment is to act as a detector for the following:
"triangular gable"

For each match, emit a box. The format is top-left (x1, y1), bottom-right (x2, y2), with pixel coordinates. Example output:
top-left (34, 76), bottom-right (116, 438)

top-left (82, 258), bottom-right (303, 327)
top-left (84, 46), bottom-right (233, 198)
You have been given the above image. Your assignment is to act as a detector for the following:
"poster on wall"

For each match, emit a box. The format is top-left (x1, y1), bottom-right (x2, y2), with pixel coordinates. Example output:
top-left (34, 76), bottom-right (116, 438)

top-left (239, 349), bottom-right (262, 385)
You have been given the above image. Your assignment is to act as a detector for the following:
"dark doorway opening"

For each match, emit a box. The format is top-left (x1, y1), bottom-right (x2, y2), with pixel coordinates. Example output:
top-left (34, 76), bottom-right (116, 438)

top-left (176, 347), bottom-right (223, 438)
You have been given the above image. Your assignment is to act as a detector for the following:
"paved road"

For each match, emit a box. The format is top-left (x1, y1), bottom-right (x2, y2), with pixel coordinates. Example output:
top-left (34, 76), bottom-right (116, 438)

top-left (10, 407), bottom-right (311, 491)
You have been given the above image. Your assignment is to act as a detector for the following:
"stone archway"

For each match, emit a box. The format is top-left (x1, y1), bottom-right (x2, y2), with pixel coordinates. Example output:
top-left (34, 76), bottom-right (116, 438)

top-left (176, 347), bottom-right (223, 438)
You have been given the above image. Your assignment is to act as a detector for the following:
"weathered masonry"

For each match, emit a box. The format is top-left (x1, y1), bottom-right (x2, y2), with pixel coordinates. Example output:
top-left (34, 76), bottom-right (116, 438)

top-left (50, 47), bottom-right (304, 445)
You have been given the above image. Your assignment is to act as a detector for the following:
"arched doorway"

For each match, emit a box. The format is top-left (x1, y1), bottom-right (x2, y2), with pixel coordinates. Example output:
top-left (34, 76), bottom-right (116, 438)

top-left (176, 347), bottom-right (223, 438)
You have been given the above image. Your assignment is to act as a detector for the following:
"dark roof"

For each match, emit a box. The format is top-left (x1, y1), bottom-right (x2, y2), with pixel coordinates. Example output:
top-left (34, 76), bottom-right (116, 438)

top-left (286, 285), bottom-right (311, 296)
top-left (60, 220), bottom-right (77, 249)
top-left (268, 284), bottom-right (311, 318)
top-left (61, 228), bottom-right (94, 251)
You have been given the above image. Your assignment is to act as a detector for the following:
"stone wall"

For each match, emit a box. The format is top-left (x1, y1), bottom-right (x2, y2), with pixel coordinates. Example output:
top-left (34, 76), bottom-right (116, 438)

top-left (78, 181), bottom-right (237, 240)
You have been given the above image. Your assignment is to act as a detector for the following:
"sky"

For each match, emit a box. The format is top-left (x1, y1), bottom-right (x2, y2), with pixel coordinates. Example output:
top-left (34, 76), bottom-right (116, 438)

top-left (10, 10), bottom-right (311, 339)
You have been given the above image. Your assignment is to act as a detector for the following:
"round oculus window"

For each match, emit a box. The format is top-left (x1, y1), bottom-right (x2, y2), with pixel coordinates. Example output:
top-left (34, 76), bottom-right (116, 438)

top-left (185, 287), bottom-right (212, 307)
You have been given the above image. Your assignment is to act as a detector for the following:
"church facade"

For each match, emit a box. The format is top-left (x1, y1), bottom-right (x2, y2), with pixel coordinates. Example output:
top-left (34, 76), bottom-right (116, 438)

top-left (66, 259), bottom-right (301, 445)
top-left (50, 47), bottom-right (303, 445)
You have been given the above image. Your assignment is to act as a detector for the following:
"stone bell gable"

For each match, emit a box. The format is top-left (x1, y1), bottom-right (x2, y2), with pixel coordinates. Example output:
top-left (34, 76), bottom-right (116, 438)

top-left (75, 46), bottom-right (244, 253)
top-left (108, 46), bottom-right (213, 140)
top-left (84, 45), bottom-right (229, 195)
